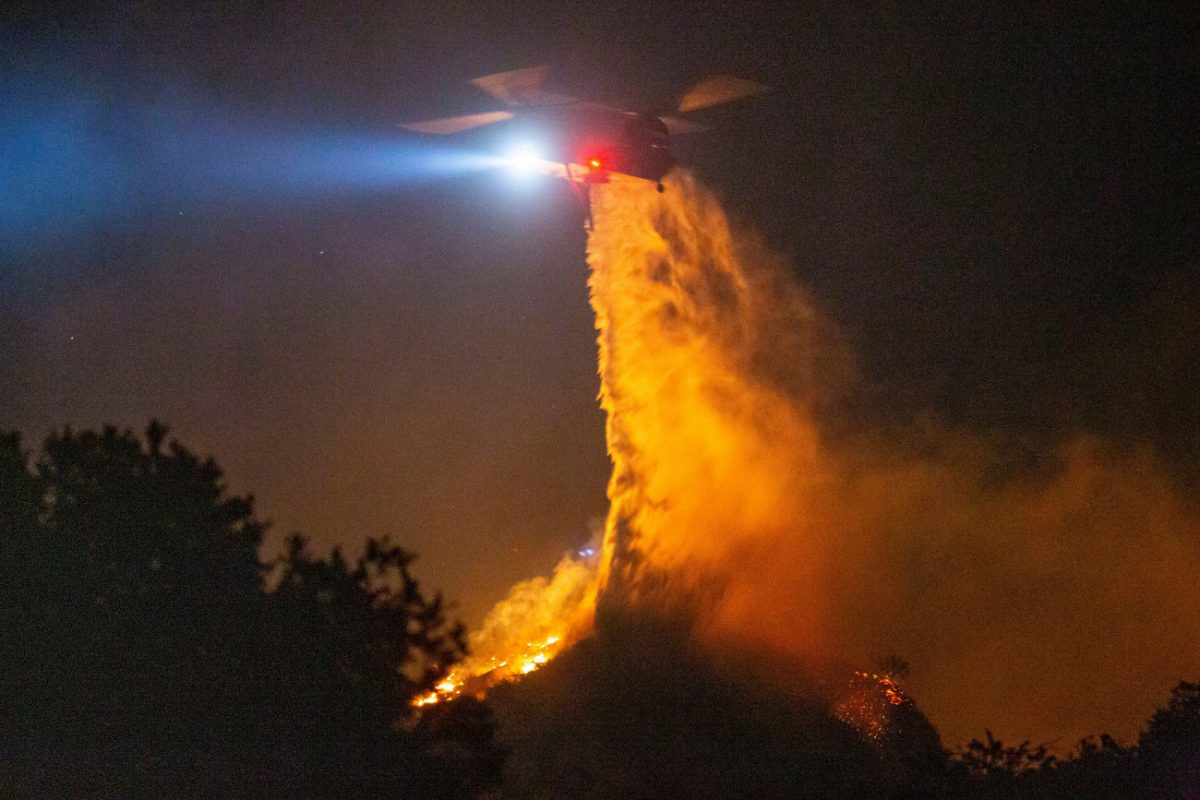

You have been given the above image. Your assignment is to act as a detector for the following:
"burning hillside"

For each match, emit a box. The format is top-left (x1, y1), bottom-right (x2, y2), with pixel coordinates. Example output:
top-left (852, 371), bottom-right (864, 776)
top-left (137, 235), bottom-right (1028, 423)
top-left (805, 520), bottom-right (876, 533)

top-left (413, 552), bottom-right (597, 707)
top-left (421, 171), bottom-right (1200, 748)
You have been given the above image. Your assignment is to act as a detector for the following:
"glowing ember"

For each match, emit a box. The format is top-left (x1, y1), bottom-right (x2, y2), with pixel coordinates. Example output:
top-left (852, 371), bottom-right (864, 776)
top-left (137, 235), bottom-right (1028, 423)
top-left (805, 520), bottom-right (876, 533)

top-left (834, 671), bottom-right (910, 740)
top-left (414, 632), bottom-right (573, 707)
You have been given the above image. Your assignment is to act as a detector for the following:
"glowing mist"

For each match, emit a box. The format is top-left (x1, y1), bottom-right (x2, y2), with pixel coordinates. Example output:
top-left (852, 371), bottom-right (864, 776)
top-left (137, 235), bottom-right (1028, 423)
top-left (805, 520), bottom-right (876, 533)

top-left (583, 172), bottom-right (1200, 745)
top-left (443, 170), bottom-right (1200, 747)
top-left (587, 172), bottom-right (837, 622)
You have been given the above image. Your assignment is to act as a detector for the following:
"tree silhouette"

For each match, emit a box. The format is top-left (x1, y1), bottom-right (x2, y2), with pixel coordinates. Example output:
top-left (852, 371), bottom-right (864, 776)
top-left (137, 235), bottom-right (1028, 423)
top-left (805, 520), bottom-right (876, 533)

top-left (0, 423), bottom-right (500, 799)
top-left (1138, 681), bottom-right (1200, 800)
top-left (1034, 735), bottom-right (1137, 800)
top-left (953, 730), bottom-right (1057, 777)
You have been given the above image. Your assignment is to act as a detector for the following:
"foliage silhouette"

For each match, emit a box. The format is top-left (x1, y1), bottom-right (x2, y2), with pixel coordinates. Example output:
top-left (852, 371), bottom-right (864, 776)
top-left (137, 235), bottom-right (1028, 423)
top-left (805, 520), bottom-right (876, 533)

top-left (1138, 681), bottom-right (1200, 800)
top-left (4, 422), bottom-right (1200, 798)
top-left (0, 423), bottom-right (500, 799)
top-left (945, 696), bottom-right (1200, 800)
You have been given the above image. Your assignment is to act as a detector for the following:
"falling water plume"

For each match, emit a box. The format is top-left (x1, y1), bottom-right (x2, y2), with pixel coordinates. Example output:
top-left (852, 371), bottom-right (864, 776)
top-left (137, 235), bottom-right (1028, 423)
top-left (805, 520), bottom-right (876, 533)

top-left (425, 171), bottom-right (1200, 747)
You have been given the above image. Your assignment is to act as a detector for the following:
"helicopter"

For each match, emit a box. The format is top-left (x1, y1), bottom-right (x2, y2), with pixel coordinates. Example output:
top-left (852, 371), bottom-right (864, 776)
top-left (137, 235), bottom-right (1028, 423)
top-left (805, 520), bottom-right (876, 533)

top-left (400, 66), bottom-right (767, 218)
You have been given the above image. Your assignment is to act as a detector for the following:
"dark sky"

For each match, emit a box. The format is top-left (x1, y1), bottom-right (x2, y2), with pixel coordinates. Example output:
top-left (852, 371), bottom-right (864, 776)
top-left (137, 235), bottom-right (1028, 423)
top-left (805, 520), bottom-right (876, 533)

top-left (3, 2), bottom-right (1196, 626)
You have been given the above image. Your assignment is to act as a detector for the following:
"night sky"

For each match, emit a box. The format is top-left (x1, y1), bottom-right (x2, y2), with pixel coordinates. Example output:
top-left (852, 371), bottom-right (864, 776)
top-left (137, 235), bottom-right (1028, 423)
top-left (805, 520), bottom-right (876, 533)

top-left (3, 2), bottom-right (1196, 629)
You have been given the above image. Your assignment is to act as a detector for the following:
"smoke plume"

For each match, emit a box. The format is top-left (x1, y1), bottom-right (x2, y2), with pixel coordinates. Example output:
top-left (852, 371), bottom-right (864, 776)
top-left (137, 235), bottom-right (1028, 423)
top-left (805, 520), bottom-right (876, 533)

top-left (580, 171), bottom-right (1200, 745)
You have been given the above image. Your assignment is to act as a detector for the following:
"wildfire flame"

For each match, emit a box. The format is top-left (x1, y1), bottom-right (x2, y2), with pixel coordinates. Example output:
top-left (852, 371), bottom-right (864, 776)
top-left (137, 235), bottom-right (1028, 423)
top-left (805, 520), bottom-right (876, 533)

top-left (834, 671), bottom-right (909, 741)
top-left (413, 552), bottom-right (599, 706)
top-left (412, 634), bottom-right (561, 707)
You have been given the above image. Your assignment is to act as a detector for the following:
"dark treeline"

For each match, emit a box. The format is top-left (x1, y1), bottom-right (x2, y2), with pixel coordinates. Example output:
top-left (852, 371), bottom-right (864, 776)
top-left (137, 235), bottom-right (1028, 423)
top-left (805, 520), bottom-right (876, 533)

top-left (1, 423), bottom-right (1197, 799)
top-left (489, 627), bottom-right (1200, 800)
top-left (0, 423), bottom-right (501, 799)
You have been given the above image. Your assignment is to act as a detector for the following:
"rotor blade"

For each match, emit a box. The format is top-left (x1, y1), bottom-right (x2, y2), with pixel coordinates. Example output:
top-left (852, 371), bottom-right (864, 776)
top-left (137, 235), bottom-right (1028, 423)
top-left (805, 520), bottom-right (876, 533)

top-left (469, 65), bottom-right (550, 106)
top-left (677, 75), bottom-right (769, 113)
top-left (659, 115), bottom-right (710, 135)
top-left (573, 100), bottom-right (639, 116)
top-left (399, 110), bottom-right (514, 134)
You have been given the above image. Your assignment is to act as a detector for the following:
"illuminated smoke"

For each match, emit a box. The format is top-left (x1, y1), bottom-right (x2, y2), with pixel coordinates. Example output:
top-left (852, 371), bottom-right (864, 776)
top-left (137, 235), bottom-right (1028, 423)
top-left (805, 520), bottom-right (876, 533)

top-left (439, 170), bottom-right (1200, 746)
top-left (587, 172), bottom-right (844, 623)
top-left (582, 172), bottom-right (1200, 744)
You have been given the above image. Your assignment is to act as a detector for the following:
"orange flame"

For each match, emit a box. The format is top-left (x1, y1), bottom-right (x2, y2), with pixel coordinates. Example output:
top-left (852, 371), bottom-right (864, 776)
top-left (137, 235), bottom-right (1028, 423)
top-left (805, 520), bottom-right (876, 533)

top-left (833, 671), bottom-right (909, 740)
top-left (414, 553), bottom-right (598, 706)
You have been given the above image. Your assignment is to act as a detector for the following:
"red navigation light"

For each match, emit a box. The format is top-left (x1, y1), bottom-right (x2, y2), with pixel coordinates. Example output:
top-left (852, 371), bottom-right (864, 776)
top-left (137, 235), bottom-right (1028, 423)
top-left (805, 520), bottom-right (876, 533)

top-left (587, 155), bottom-right (604, 171)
